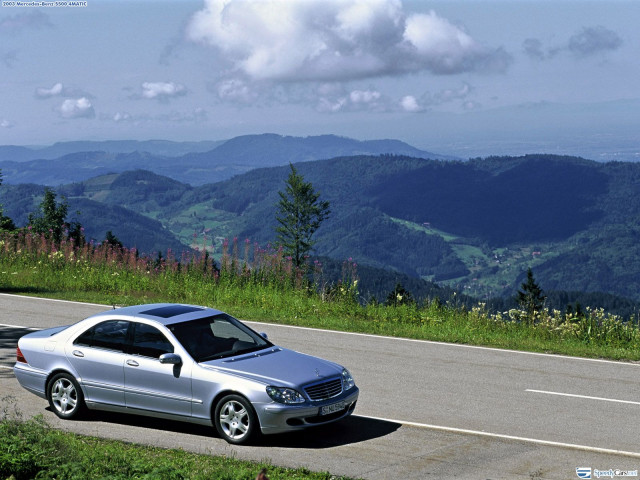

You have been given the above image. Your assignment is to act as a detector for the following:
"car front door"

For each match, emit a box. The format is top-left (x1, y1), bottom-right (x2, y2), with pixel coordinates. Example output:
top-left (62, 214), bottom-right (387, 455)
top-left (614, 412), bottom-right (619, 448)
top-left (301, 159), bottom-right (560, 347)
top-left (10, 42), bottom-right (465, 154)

top-left (124, 322), bottom-right (193, 418)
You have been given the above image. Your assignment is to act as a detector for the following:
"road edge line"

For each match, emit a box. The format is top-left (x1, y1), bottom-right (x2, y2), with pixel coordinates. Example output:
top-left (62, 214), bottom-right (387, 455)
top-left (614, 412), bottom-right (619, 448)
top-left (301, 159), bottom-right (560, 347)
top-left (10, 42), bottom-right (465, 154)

top-left (358, 414), bottom-right (640, 459)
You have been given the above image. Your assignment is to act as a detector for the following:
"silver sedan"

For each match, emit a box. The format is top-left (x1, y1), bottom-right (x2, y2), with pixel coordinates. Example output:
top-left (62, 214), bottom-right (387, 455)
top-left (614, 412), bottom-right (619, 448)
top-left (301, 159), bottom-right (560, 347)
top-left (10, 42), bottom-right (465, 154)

top-left (14, 303), bottom-right (359, 444)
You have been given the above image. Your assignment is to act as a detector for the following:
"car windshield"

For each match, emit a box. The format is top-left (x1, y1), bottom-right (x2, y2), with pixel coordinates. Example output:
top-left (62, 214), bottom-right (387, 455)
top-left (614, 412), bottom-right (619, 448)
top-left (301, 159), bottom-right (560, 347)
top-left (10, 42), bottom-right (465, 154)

top-left (168, 314), bottom-right (272, 362)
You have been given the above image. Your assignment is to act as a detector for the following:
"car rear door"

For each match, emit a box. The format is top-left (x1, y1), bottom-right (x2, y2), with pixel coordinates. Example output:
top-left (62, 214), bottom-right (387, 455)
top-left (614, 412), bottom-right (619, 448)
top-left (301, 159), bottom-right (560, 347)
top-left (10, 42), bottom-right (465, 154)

top-left (66, 320), bottom-right (129, 407)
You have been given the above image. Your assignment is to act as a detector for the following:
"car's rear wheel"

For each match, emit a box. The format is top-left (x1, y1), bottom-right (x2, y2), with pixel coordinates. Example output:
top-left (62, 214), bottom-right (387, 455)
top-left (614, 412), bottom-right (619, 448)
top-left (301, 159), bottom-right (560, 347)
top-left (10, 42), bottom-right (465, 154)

top-left (214, 394), bottom-right (257, 444)
top-left (47, 373), bottom-right (85, 419)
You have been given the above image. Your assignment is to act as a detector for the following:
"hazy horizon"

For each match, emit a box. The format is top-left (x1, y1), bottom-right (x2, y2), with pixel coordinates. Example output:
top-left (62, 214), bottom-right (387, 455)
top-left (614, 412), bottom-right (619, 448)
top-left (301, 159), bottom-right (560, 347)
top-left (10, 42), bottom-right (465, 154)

top-left (1, 0), bottom-right (638, 162)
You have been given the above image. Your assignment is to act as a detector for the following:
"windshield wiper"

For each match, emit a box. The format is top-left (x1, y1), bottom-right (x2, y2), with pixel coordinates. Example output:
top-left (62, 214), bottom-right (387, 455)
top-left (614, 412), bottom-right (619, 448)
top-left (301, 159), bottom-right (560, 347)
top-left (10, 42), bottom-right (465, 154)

top-left (199, 345), bottom-right (265, 362)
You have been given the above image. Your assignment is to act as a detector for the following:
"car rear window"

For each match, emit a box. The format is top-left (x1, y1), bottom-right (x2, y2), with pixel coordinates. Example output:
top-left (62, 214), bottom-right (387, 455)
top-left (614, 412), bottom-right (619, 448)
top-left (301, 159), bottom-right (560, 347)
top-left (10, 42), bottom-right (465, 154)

top-left (74, 320), bottom-right (130, 352)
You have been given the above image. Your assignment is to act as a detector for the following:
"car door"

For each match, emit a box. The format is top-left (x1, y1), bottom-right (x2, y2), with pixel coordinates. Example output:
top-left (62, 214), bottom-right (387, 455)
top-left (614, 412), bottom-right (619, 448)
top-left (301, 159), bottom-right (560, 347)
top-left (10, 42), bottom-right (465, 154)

top-left (124, 322), bottom-right (192, 417)
top-left (66, 319), bottom-right (129, 407)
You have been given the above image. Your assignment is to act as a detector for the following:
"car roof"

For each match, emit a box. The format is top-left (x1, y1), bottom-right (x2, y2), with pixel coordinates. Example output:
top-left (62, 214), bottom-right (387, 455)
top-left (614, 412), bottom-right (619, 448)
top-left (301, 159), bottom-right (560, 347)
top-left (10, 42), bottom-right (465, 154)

top-left (88, 303), bottom-right (225, 326)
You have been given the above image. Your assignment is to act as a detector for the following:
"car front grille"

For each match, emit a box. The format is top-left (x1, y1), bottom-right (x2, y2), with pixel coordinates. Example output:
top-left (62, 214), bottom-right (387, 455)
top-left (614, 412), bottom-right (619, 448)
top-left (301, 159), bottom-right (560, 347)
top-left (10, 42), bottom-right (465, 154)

top-left (304, 377), bottom-right (343, 401)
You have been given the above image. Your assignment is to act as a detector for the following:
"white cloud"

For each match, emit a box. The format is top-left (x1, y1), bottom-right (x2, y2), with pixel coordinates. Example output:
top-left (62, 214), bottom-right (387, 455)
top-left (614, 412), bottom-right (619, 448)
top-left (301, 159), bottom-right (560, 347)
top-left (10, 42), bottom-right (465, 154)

top-left (215, 79), bottom-right (260, 104)
top-left (36, 82), bottom-right (64, 98)
top-left (113, 112), bottom-right (133, 122)
top-left (59, 97), bottom-right (95, 119)
top-left (186, 0), bottom-right (511, 82)
top-left (141, 82), bottom-right (187, 100)
top-left (1, 119), bottom-right (14, 128)
top-left (400, 95), bottom-right (423, 112)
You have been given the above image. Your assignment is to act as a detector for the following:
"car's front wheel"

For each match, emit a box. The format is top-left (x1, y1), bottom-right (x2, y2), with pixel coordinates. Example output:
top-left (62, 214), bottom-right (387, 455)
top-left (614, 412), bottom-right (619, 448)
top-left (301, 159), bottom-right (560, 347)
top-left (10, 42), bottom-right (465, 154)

top-left (214, 394), bottom-right (257, 444)
top-left (47, 373), bottom-right (85, 419)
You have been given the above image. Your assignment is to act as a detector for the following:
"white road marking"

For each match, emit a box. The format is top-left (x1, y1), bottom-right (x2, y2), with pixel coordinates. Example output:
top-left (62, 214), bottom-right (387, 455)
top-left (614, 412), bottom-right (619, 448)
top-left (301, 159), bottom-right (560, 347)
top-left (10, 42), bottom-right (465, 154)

top-left (526, 388), bottom-right (640, 406)
top-left (357, 415), bottom-right (640, 458)
top-left (0, 293), bottom-right (109, 308)
top-left (0, 323), bottom-right (41, 330)
top-left (245, 320), bottom-right (640, 367)
top-left (1, 292), bottom-right (638, 367)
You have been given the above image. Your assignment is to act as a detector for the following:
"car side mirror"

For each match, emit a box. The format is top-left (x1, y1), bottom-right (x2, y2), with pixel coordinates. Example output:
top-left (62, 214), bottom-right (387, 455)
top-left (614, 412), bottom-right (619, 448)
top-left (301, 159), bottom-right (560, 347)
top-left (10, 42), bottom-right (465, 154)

top-left (159, 353), bottom-right (182, 365)
top-left (260, 332), bottom-right (268, 340)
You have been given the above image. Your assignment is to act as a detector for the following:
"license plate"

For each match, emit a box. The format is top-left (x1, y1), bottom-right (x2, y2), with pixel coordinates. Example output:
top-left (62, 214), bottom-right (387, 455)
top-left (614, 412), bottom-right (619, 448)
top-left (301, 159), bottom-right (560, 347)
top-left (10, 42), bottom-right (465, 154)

top-left (320, 401), bottom-right (346, 416)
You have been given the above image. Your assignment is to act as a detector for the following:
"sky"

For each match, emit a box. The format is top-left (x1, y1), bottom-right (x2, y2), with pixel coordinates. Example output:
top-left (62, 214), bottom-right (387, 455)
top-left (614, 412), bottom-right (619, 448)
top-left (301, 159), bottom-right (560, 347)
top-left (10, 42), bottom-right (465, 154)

top-left (0, 0), bottom-right (638, 160)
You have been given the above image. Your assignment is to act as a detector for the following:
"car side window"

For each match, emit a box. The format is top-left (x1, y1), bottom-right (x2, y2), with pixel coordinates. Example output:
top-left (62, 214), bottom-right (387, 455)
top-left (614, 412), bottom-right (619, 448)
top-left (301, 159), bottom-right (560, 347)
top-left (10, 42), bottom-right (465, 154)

top-left (74, 320), bottom-right (130, 352)
top-left (130, 322), bottom-right (174, 359)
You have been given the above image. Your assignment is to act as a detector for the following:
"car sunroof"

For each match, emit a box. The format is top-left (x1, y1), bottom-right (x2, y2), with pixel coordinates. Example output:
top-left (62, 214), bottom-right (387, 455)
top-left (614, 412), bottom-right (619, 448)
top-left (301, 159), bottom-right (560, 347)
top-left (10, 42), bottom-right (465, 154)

top-left (140, 305), bottom-right (204, 318)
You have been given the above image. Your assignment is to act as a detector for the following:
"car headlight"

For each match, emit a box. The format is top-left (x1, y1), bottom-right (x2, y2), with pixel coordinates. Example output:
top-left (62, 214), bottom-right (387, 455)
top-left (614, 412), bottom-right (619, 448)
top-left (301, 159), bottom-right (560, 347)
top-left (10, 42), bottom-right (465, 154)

top-left (342, 368), bottom-right (355, 391)
top-left (266, 386), bottom-right (305, 404)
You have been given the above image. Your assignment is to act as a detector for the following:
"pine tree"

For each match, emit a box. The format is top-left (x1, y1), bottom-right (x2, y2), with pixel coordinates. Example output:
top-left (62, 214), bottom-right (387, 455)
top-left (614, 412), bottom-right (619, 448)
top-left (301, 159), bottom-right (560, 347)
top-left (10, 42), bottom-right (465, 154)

top-left (517, 268), bottom-right (546, 320)
top-left (275, 164), bottom-right (330, 267)
top-left (28, 188), bottom-right (69, 243)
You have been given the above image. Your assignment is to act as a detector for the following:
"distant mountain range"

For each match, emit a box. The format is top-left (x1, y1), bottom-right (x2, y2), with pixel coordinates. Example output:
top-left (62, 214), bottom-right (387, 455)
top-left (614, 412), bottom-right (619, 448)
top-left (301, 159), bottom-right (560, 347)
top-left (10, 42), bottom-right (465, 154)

top-left (0, 134), bottom-right (455, 186)
top-left (2, 134), bottom-right (640, 315)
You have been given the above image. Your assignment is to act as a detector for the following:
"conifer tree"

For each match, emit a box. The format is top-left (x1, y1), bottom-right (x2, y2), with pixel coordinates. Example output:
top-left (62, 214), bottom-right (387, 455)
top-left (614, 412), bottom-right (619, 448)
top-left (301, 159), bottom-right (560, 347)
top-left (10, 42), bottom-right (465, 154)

top-left (28, 188), bottom-right (69, 243)
top-left (517, 268), bottom-right (546, 320)
top-left (275, 164), bottom-right (330, 267)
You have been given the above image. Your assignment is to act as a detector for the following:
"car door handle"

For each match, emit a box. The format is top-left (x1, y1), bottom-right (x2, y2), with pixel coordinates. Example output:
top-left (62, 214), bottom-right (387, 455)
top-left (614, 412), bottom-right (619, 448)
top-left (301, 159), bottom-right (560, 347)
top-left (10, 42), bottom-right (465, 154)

top-left (72, 350), bottom-right (84, 357)
top-left (126, 359), bottom-right (139, 367)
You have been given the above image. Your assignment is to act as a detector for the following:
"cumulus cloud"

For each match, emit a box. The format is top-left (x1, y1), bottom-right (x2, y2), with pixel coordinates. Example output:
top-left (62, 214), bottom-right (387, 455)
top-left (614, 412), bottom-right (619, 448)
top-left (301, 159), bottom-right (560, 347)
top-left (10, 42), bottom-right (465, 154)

top-left (1, 119), bottom-right (14, 129)
top-left (36, 82), bottom-right (64, 98)
top-left (113, 112), bottom-right (133, 123)
top-left (35, 82), bottom-right (93, 100)
top-left (568, 26), bottom-right (622, 57)
top-left (58, 97), bottom-right (95, 119)
top-left (524, 25), bottom-right (622, 60)
top-left (315, 85), bottom-right (393, 113)
top-left (399, 95), bottom-right (423, 113)
top-left (313, 81), bottom-right (473, 114)
top-left (186, 0), bottom-right (511, 82)
top-left (141, 81), bottom-right (187, 101)
top-left (0, 10), bottom-right (52, 34)
top-left (215, 78), bottom-right (261, 104)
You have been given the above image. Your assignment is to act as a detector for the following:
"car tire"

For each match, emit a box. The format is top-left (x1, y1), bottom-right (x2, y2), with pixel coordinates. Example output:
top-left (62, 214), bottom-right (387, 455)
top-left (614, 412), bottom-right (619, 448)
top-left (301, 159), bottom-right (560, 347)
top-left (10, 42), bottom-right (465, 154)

top-left (47, 373), bottom-right (85, 419)
top-left (214, 394), bottom-right (258, 445)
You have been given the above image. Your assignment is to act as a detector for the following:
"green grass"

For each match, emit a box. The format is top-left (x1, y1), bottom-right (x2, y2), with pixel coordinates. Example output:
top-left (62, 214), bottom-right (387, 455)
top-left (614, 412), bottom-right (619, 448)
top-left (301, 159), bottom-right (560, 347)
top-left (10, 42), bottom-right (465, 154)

top-left (2, 229), bottom-right (640, 363)
top-left (0, 398), bottom-right (356, 480)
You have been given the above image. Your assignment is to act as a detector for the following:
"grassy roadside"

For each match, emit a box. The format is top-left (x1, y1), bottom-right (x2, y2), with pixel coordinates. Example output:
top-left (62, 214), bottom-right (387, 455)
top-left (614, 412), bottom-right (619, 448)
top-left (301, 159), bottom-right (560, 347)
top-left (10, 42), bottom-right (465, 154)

top-left (1, 230), bottom-right (640, 361)
top-left (0, 399), bottom-right (356, 480)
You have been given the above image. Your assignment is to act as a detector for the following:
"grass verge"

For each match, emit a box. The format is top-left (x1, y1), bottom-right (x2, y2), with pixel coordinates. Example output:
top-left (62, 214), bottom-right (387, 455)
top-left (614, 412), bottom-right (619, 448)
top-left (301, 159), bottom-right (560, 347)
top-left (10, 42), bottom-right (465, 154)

top-left (0, 397), bottom-right (356, 480)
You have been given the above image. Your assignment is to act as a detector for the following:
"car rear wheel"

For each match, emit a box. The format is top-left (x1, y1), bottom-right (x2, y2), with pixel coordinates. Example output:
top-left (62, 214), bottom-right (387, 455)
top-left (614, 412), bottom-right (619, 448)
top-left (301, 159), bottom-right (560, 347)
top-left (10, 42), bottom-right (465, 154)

top-left (47, 373), bottom-right (85, 419)
top-left (214, 394), bottom-right (257, 445)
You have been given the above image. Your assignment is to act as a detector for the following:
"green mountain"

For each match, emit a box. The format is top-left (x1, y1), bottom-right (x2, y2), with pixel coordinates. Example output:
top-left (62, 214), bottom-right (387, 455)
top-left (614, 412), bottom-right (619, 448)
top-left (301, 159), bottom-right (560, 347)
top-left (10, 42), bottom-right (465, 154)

top-left (3, 153), bottom-right (640, 312)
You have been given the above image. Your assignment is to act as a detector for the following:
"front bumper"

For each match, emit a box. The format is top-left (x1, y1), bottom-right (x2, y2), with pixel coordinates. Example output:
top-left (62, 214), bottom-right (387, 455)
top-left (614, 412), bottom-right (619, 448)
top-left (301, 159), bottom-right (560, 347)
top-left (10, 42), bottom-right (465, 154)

top-left (256, 386), bottom-right (359, 435)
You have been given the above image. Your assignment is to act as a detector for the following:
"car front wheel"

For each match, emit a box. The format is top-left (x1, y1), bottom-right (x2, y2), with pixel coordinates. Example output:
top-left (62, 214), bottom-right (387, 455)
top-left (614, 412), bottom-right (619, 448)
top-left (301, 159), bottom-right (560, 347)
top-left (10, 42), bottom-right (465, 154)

top-left (47, 373), bottom-right (85, 419)
top-left (214, 394), bottom-right (257, 444)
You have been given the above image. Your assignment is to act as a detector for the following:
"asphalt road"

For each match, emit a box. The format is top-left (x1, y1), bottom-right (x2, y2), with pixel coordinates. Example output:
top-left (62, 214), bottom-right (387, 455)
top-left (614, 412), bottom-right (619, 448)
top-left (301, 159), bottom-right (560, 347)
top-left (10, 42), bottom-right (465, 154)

top-left (1, 293), bottom-right (639, 479)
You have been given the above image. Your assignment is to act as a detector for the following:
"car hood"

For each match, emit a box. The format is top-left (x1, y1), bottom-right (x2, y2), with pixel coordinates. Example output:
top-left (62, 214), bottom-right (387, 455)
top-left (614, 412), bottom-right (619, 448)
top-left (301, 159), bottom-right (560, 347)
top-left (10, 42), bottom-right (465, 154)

top-left (200, 347), bottom-right (343, 388)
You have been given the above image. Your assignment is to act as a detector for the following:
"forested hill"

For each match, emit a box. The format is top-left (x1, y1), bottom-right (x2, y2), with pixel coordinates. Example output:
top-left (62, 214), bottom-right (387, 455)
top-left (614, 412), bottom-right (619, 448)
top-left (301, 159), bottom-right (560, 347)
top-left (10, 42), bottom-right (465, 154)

top-left (3, 153), bottom-right (640, 309)
top-left (0, 134), bottom-right (450, 186)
